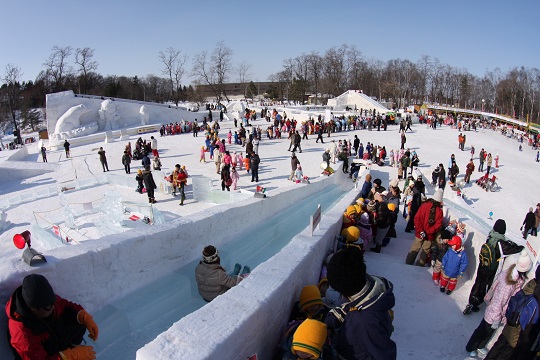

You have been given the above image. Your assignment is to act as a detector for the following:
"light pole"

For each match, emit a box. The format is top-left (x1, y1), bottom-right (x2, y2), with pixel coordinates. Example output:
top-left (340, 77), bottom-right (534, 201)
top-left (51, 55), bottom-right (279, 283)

top-left (481, 99), bottom-right (485, 113)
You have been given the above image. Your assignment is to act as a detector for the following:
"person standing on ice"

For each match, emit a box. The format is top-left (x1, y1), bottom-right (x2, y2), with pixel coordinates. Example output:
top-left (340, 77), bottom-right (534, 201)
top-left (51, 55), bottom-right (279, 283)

top-left (288, 153), bottom-right (300, 181)
top-left (63, 139), bottom-right (70, 158)
top-left (464, 158), bottom-right (475, 183)
top-left (150, 136), bottom-right (158, 158)
top-left (97, 147), bottom-right (109, 172)
top-left (122, 150), bottom-right (131, 174)
top-left (142, 170), bottom-right (157, 203)
top-left (141, 152), bottom-right (151, 171)
top-left (6, 274), bottom-right (99, 360)
top-left (405, 189), bottom-right (444, 266)
top-left (465, 251), bottom-right (532, 358)
top-left (486, 153), bottom-right (493, 175)
top-left (195, 245), bottom-right (249, 302)
top-left (495, 153), bottom-right (500, 168)
top-left (40, 145), bottom-right (47, 162)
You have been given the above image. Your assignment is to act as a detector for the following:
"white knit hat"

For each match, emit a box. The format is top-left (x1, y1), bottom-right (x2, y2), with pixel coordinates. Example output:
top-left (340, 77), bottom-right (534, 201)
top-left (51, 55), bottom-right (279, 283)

top-left (433, 189), bottom-right (444, 203)
top-left (516, 250), bottom-right (533, 273)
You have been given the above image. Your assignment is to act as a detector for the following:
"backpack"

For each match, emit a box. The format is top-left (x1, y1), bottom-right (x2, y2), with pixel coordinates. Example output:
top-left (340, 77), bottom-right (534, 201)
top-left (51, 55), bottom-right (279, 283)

top-left (479, 241), bottom-right (498, 272)
top-left (505, 290), bottom-right (532, 327)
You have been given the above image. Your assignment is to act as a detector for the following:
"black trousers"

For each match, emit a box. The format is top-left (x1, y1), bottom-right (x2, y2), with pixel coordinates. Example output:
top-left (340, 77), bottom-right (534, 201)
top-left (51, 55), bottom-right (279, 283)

top-left (466, 318), bottom-right (495, 352)
top-left (469, 266), bottom-right (496, 307)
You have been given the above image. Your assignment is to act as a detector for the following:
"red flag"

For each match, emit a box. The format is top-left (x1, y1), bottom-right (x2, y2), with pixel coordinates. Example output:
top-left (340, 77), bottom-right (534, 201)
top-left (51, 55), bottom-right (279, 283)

top-left (129, 215), bottom-right (140, 221)
top-left (52, 225), bottom-right (60, 236)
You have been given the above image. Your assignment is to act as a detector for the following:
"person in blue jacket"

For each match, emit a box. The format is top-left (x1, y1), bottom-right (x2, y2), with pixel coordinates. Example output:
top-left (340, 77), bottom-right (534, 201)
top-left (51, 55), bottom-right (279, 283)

top-left (360, 173), bottom-right (372, 198)
top-left (325, 246), bottom-right (396, 360)
top-left (440, 236), bottom-right (468, 295)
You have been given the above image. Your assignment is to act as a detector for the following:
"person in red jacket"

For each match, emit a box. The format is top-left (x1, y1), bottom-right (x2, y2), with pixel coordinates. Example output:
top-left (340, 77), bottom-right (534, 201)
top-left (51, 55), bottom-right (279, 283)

top-left (6, 274), bottom-right (98, 360)
top-left (405, 189), bottom-right (444, 266)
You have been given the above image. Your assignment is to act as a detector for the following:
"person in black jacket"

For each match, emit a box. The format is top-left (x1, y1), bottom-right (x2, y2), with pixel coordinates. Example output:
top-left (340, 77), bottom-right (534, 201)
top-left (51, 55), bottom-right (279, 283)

top-left (142, 170), bottom-right (157, 203)
top-left (437, 163), bottom-right (446, 189)
top-left (522, 207), bottom-right (537, 240)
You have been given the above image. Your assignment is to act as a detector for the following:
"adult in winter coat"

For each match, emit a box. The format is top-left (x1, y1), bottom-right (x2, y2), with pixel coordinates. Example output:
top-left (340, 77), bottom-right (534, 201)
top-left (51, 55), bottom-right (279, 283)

top-left (371, 201), bottom-right (393, 253)
top-left (63, 140), bottom-right (70, 158)
top-left (464, 219), bottom-right (524, 314)
top-left (122, 151), bottom-right (131, 174)
top-left (141, 152), bottom-right (151, 171)
top-left (175, 166), bottom-right (188, 205)
top-left (41, 146), bottom-right (47, 162)
top-left (533, 203), bottom-right (540, 237)
top-left (448, 161), bottom-right (459, 184)
top-left (400, 153), bottom-right (411, 179)
top-left (195, 245), bottom-right (243, 302)
top-left (486, 153), bottom-right (493, 175)
top-left (150, 136), bottom-right (158, 157)
top-left (97, 147), bottom-right (109, 172)
top-left (353, 135), bottom-right (360, 155)
top-left (142, 170), bottom-right (157, 203)
top-left (367, 178), bottom-right (386, 201)
top-left (485, 279), bottom-right (540, 360)
top-left (405, 189), bottom-right (444, 266)
top-left (288, 153), bottom-right (300, 181)
top-left (466, 252), bottom-right (532, 358)
top-left (464, 158), bottom-right (475, 183)
top-left (437, 163), bottom-right (446, 189)
top-left (325, 246), bottom-right (396, 360)
top-left (521, 207), bottom-right (536, 240)
top-left (221, 164), bottom-right (232, 191)
top-left (6, 274), bottom-right (98, 360)
top-left (250, 152), bottom-right (260, 182)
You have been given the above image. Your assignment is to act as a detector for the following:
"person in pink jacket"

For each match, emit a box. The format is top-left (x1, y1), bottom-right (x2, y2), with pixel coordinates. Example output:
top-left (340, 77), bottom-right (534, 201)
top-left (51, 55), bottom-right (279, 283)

top-left (230, 166), bottom-right (240, 190)
top-left (465, 250), bottom-right (532, 357)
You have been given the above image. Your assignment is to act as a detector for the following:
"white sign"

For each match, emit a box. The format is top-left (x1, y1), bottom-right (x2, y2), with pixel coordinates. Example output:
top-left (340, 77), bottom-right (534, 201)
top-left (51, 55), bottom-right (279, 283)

top-left (310, 204), bottom-right (322, 236)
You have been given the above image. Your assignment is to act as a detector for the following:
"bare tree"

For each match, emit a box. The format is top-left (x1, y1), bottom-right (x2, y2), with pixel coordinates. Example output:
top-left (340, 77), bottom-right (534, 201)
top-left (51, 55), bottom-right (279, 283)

top-left (191, 41), bottom-right (233, 103)
top-left (43, 46), bottom-right (73, 92)
top-left (158, 47), bottom-right (188, 105)
top-left (1, 64), bottom-right (23, 143)
top-left (75, 47), bottom-right (98, 94)
top-left (237, 60), bottom-right (253, 97)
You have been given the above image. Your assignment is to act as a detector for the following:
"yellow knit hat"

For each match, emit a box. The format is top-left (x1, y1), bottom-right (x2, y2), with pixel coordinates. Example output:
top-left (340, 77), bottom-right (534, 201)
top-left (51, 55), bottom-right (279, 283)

top-left (345, 205), bottom-right (357, 217)
top-left (299, 285), bottom-right (324, 313)
top-left (292, 319), bottom-right (327, 358)
top-left (341, 226), bottom-right (360, 243)
top-left (387, 203), bottom-right (396, 212)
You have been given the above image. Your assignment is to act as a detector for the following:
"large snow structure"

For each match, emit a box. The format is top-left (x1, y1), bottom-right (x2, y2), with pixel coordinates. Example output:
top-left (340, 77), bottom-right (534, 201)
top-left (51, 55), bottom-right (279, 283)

top-left (327, 90), bottom-right (388, 114)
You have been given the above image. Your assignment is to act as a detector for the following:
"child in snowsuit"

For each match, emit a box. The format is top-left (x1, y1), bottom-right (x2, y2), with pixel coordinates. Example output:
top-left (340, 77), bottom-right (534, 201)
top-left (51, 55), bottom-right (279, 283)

top-left (236, 152), bottom-right (243, 170)
top-left (243, 156), bottom-right (250, 173)
top-left (440, 236), bottom-right (468, 295)
top-left (230, 167), bottom-right (240, 190)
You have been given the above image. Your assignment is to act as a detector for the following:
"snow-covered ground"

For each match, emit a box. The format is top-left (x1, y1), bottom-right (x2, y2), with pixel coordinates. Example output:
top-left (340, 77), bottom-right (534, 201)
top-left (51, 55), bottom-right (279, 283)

top-left (1, 108), bottom-right (539, 359)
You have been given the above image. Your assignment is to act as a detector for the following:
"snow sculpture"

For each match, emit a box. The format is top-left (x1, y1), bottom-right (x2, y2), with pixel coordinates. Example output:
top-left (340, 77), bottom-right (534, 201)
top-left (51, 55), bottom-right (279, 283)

top-left (54, 104), bottom-right (91, 134)
top-left (139, 105), bottom-right (150, 125)
top-left (98, 99), bottom-right (120, 131)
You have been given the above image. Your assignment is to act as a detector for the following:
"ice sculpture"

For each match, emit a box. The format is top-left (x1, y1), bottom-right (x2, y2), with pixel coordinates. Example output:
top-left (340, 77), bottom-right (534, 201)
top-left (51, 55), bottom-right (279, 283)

top-left (139, 105), bottom-right (150, 125)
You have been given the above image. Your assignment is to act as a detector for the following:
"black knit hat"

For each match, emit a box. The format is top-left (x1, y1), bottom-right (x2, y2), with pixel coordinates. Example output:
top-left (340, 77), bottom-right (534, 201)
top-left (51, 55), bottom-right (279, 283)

top-left (22, 274), bottom-right (56, 308)
top-left (327, 247), bottom-right (367, 297)
top-left (493, 219), bottom-right (506, 235)
top-left (373, 179), bottom-right (382, 187)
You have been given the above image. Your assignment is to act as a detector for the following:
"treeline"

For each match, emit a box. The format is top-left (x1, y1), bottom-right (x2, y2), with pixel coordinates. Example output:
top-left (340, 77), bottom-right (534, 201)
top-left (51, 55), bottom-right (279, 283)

top-left (1, 42), bottom-right (539, 135)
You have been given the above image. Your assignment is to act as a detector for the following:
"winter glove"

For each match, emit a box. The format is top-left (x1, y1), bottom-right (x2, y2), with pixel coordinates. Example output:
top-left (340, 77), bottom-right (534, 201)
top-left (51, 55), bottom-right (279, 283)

top-left (431, 260), bottom-right (435, 267)
top-left (77, 310), bottom-right (99, 341)
top-left (491, 320), bottom-right (501, 330)
top-left (459, 272), bottom-right (464, 278)
top-left (58, 346), bottom-right (96, 360)
top-left (420, 231), bottom-right (427, 240)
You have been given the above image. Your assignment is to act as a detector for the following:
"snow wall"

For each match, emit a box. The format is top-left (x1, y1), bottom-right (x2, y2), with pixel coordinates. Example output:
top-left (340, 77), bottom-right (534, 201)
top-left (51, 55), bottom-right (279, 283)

top-left (0, 171), bottom-right (350, 359)
top-left (0, 146), bottom-right (56, 183)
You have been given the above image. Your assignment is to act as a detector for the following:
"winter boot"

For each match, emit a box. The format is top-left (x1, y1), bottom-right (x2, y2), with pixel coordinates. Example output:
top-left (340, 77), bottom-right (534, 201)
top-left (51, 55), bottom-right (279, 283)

top-left (446, 289), bottom-right (452, 295)
top-left (232, 263), bottom-right (241, 276)
top-left (463, 304), bottom-right (473, 315)
top-left (471, 305), bottom-right (480, 312)
top-left (440, 287), bottom-right (446, 293)
top-left (468, 351), bottom-right (477, 357)
top-left (370, 245), bottom-right (382, 253)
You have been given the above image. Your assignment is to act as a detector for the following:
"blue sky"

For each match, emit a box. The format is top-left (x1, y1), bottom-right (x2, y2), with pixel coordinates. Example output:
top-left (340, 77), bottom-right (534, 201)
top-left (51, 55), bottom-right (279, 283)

top-left (1, 0), bottom-right (539, 84)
